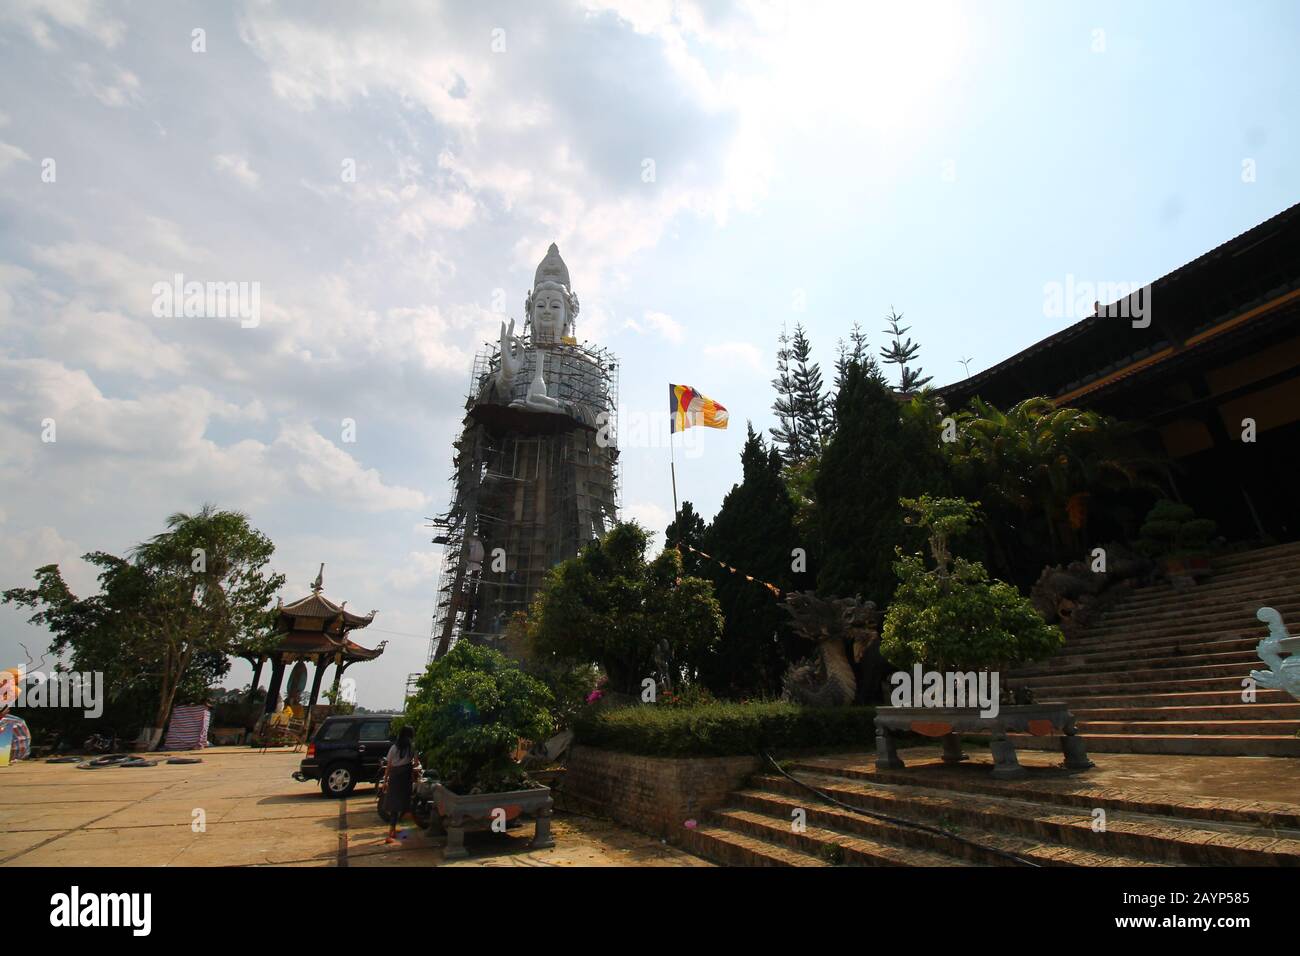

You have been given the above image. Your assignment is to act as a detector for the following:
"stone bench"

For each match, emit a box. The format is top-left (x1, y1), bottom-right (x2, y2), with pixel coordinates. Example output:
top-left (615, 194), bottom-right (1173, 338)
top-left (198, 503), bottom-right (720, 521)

top-left (874, 702), bottom-right (1094, 779)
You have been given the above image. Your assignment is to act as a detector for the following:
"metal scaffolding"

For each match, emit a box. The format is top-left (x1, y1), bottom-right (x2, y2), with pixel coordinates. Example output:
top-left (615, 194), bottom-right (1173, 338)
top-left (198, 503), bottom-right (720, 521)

top-left (428, 337), bottom-right (619, 662)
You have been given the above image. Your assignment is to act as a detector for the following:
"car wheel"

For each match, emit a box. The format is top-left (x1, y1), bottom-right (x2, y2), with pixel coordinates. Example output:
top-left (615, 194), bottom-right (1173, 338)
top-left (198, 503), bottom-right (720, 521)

top-left (321, 763), bottom-right (358, 797)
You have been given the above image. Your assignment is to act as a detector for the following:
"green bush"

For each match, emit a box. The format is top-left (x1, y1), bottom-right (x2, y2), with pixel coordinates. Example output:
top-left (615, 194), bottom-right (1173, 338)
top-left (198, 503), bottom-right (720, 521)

top-left (881, 496), bottom-right (1063, 669)
top-left (1137, 499), bottom-right (1217, 559)
top-left (404, 642), bottom-right (554, 793)
top-left (573, 700), bottom-right (875, 757)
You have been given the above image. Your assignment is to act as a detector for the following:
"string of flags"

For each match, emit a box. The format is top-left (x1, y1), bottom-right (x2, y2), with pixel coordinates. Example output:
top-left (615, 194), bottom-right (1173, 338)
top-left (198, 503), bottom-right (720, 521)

top-left (678, 542), bottom-right (784, 598)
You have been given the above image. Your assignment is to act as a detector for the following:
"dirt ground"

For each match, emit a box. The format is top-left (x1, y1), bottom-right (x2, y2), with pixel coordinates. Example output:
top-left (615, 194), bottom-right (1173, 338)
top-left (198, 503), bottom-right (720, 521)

top-left (0, 746), bottom-right (711, 867)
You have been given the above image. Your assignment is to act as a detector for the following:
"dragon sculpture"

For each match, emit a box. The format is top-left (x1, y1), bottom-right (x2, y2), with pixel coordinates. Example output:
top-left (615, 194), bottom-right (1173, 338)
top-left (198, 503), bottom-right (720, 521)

top-left (1249, 607), bottom-right (1300, 700)
top-left (780, 592), bottom-right (878, 708)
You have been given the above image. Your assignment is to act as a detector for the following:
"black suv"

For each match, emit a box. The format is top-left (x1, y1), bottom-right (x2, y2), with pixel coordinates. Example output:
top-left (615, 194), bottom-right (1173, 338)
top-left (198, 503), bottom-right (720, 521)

top-left (293, 714), bottom-right (397, 797)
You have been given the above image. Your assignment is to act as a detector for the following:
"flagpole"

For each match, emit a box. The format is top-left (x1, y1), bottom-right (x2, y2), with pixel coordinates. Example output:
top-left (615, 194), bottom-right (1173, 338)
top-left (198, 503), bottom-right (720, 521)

top-left (669, 426), bottom-right (680, 528)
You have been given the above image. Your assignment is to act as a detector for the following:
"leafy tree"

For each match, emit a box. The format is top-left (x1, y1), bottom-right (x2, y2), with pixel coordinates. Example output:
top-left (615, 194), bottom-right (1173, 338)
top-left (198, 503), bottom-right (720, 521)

top-left (880, 308), bottom-right (932, 393)
top-left (3, 505), bottom-right (283, 733)
top-left (528, 522), bottom-right (722, 696)
top-left (699, 425), bottom-right (805, 697)
top-left (815, 361), bottom-right (948, 607)
top-left (881, 496), bottom-right (1063, 669)
top-left (945, 397), bottom-right (1164, 575)
top-left (404, 642), bottom-right (554, 793)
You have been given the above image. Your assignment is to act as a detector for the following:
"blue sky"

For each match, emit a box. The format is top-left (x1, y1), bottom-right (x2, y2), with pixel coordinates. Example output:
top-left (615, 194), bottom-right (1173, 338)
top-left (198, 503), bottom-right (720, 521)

top-left (1, 0), bottom-right (1297, 709)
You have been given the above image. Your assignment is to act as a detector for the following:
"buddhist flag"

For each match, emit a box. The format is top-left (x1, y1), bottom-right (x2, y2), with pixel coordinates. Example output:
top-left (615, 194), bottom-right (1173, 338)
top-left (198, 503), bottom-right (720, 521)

top-left (670, 384), bottom-right (729, 433)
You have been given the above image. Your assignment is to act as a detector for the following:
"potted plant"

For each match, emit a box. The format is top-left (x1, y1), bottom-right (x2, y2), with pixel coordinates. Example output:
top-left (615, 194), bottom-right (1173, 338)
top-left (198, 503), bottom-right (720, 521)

top-left (876, 496), bottom-right (1090, 778)
top-left (404, 641), bottom-right (556, 859)
top-left (1136, 499), bottom-right (1217, 585)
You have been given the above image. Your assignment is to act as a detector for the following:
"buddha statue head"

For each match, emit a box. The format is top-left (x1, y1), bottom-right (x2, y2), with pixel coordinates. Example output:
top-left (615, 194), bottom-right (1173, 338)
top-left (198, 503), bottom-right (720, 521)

top-left (525, 243), bottom-right (579, 345)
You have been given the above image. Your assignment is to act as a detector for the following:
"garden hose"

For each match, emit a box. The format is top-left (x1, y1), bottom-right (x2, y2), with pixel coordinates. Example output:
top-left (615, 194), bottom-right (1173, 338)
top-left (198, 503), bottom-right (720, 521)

top-left (760, 752), bottom-right (1041, 867)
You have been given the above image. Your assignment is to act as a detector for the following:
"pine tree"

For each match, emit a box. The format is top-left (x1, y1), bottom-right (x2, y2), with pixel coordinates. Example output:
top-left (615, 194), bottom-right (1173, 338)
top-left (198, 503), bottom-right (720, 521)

top-left (788, 324), bottom-right (831, 455)
top-left (815, 360), bottom-right (947, 607)
top-left (880, 308), bottom-right (932, 393)
top-left (769, 325), bottom-right (805, 463)
top-left (664, 500), bottom-right (707, 578)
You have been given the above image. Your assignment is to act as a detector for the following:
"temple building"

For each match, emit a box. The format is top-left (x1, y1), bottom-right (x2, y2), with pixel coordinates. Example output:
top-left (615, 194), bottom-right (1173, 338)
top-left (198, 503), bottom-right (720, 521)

top-left (429, 244), bottom-right (619, 661)
top-left (939, 202), bottom-right (1300, 544)
top-left (246, 565), bottom-right (384, 737)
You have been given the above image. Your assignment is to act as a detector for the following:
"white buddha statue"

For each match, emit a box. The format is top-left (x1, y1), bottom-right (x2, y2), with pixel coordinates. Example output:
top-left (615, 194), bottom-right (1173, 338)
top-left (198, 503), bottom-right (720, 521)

top-left (482, 244), bottom-right (604, 427)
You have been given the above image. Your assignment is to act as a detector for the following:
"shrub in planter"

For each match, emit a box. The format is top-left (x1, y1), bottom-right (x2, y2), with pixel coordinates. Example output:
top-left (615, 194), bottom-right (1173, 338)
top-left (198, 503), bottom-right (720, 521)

top-left (881, 496), bottom-right (1063, 670)
top-left (405, 642), bottom-right (554, 794)
top-left (1136, 499), bottom-right (1217, 564)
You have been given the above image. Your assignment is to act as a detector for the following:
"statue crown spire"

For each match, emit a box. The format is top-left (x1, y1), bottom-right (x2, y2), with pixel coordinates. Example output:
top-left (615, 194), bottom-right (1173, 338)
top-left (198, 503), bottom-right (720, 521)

top-left (311, 563), bottom-right (324, 593)
top-left (534, 242), bottom-right (571, 292)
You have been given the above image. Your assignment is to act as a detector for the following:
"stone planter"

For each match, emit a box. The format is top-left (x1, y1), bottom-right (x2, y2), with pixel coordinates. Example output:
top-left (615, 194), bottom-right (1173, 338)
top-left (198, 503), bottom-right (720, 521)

top-left (428, 782), bottom-right (554, 859)
top-left (874, 702), bottom-right (1094, 780)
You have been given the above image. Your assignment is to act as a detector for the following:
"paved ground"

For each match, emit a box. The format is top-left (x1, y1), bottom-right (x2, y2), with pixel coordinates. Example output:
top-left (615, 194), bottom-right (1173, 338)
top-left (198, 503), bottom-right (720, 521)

top-left (0, 747), bottom-right (710, 867)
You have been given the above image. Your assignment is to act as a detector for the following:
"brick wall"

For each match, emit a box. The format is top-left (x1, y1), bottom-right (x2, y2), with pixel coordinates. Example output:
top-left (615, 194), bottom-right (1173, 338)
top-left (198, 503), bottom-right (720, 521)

top-left (559, 745), bottom-right (760, 838)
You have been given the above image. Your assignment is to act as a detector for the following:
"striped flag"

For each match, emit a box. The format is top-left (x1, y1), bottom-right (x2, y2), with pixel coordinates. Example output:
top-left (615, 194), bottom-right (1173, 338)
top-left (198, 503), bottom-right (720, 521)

top-left (669, 384), bottom-right (729, 434)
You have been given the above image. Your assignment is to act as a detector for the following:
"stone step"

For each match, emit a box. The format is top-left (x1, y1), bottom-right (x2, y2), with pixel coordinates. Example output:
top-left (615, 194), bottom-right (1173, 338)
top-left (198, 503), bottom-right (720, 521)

top-left (1059, 688), bottom-right (1292, 708)
top-left (1058, 628), bottom-right (1263, 657)
top-left (1083, 603), bottom-right (1297, 640)
top-left (1013, 646), bottom-right (1257, 678)
top-left (1070, 702), bottom-right (1300, 722)
top-left (1103, 572), bottom-right (1300, 613)
top-left (753, 771), bottom-right (1300, 865)
top-left (728, 789), bottom-right (1160, 867)
top-left (1024, 674), bottom-right (1261, 698)
top-left (1075, 718), bottom-right (1300, 735)
top-left (790, 758), bottom-right (1300, 830)
top-left (1013, 732), bottom-right (1300, 757)
top-left (682, 823), bottom-right (829, 867)
top-left (1211, 541), bottom-right (1300, 567)
top-left (1016, 660), bottom-right (1255, 689)
top-left (708, 806), bottom-right (975, 867)
top-left (1021, 636), bottom-right (1259, 671)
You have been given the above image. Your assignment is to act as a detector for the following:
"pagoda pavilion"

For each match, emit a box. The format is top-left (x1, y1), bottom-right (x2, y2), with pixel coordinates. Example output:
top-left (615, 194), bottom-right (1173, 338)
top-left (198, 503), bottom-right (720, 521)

top-left (247, 565), bottom-right (385, 737)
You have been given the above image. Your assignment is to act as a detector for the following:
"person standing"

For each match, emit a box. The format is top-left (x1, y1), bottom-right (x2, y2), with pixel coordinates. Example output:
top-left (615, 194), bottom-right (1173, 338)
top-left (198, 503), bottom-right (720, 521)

top-left (382, 725), bottom-right (420, 844)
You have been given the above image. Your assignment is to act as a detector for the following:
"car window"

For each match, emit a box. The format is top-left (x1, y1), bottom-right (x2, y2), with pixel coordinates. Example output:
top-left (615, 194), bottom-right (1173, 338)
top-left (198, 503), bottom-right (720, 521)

top-left (317, 721), bottom-right (350, 742)
top-left (359, 720), bottom-right (391, 742)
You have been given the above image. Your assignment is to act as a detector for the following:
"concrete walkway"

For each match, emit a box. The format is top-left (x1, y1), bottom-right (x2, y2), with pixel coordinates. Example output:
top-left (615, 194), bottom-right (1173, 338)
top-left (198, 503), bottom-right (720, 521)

top-left (0, 747), bottom-right (710, 867)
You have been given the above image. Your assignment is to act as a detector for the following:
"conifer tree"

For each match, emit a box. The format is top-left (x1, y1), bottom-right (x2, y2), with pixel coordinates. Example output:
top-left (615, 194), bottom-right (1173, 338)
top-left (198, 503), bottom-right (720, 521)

top-left (880, 308), bottom-right (932, 393)
top-left (788, 323), bottom-right (831, 455)
top-left (698, 424), bottom-right (805, 696)
top-left (769, 325), bottom-right (805, 463)
top-left (664, 500), bottom-right (707, 578)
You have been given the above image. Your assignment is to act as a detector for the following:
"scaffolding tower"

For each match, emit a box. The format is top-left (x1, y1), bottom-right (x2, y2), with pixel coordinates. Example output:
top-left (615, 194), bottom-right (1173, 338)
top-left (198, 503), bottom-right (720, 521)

top-left (428, 337), bottom-right (619, 662)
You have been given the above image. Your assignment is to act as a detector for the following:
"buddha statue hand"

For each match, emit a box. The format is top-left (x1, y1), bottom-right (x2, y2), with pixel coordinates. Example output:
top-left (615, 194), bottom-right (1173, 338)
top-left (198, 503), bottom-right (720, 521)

top-left (496, 319), bottom-right (524, 390)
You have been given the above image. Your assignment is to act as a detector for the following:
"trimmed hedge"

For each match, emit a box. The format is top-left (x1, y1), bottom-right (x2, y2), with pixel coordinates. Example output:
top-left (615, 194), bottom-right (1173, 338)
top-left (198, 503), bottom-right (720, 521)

top-left (573, 701), bottom-right (876, 758)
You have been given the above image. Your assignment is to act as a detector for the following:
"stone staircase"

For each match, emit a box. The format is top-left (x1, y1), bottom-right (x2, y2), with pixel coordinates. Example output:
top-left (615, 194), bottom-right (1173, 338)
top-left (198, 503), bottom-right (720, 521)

top-left (682, 755), bottom-right (1300, 866)
top-left (1009, 541), bottom-right (1300, 756)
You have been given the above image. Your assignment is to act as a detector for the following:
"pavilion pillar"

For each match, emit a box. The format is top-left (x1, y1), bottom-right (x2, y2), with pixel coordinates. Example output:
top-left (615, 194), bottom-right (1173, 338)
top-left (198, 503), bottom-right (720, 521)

top-left (305, 655), bottom-right (328, 739)
top-left (262, 656), bottom-right (287, 717)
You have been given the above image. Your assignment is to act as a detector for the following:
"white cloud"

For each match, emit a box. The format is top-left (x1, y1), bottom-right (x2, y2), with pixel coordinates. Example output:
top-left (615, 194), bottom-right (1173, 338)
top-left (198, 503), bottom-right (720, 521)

top-left (213, 153), bottom-right (260, 189)
top-left (3, 0), bottom-right (125, 50)
top-left (271, 423), bottom-right (428, 513)
top-left (704, 340), bottom-right (764, 374)
top-left (627, 309), bottom-right (684, 345)
top-left (0, 141), bottom-right (31, 172)
top-left (70, 62), bottom-right (141, 108)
